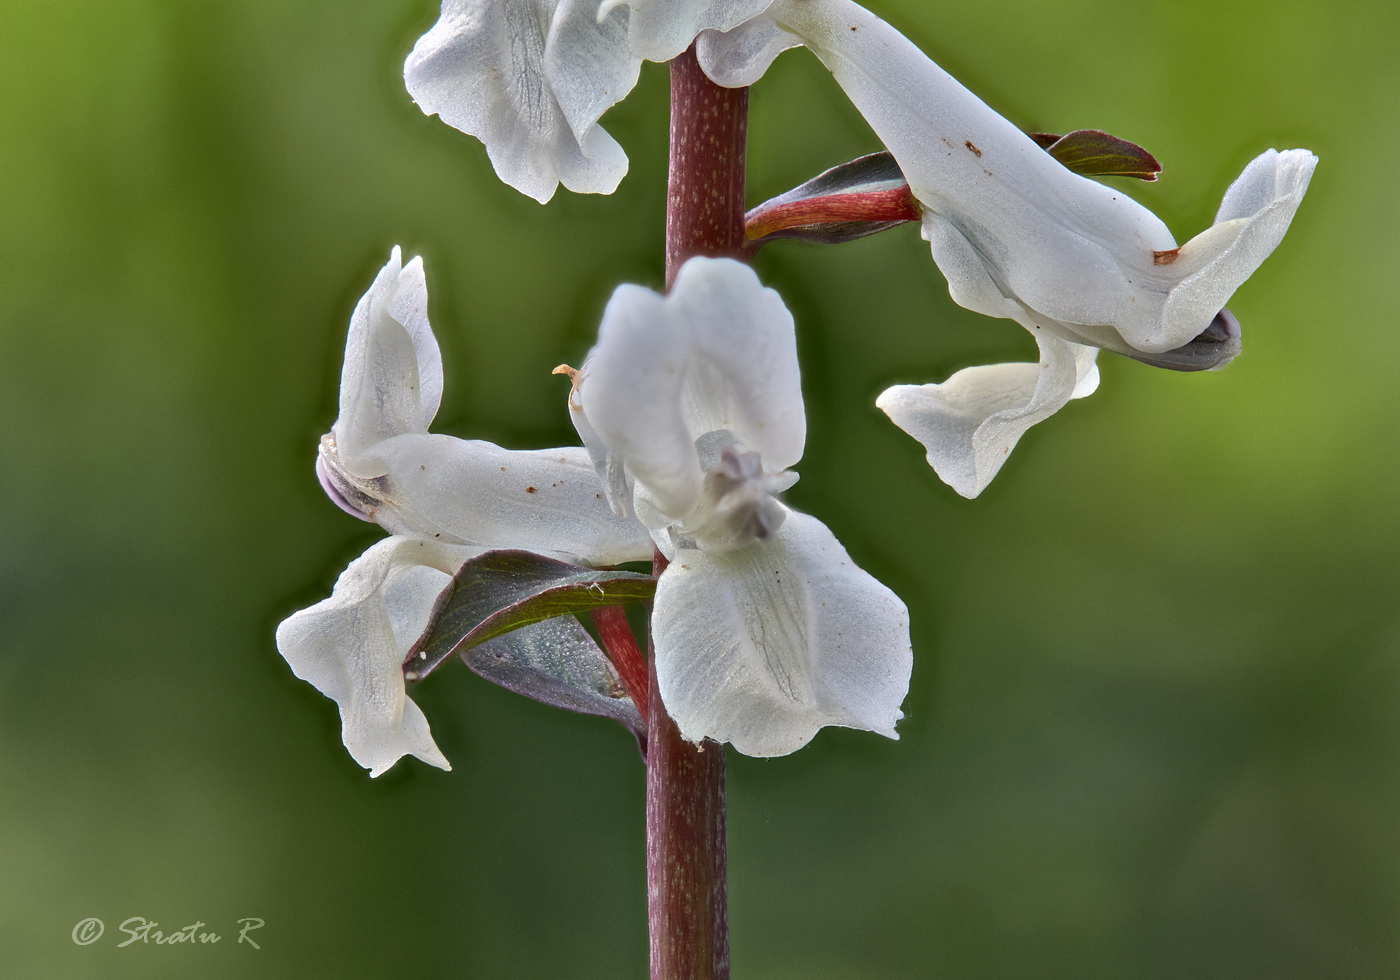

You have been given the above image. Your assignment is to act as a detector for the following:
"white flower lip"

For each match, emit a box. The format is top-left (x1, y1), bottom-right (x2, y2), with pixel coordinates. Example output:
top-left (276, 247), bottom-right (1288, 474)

top-left (405, 0), bottom-right (776, 202)
top-left (877, 333), bottom-right (1100, 500)
top-left (276, 535), bottom-right (474, 777)
top-left (404, 0), bottom-right (635, 203)
top-left (653, 511), bottom-right (912, 757)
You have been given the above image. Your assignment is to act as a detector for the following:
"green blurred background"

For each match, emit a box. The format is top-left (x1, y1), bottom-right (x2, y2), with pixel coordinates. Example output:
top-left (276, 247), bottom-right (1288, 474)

top-left (3, 0), bottom-right (1395, 976)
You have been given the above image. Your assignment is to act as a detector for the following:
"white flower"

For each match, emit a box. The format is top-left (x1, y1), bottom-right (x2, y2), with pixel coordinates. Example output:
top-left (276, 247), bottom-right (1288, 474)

top-left (278, 248), bottom-right (651, 775)
top-left (876, 337), bottom-right (1102, 499)
top-left (277, 536), bottom-right (475, 776)
top-left (405, 0), bottom-right (773, 202)
top-left (699, 0), bottom-right (1316, 496)
top-left (570, 257), bottom-right (912, 755)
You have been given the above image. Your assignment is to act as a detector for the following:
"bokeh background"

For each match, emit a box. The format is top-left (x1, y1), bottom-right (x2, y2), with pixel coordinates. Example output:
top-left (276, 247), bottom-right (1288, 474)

top-left (3, 0), bottom-right (1395, 976)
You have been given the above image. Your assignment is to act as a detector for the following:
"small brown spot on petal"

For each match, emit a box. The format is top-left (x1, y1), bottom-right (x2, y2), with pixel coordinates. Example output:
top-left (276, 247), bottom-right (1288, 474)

top-left (1153, 248), bottom-right (1180, 265)
top-left (525, 486), bottom-right (538, 494)
top-left (965, 140), bottom-right (982, 157)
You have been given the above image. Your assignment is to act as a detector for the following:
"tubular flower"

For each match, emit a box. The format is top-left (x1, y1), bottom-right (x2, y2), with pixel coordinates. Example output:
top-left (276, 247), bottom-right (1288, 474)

top-left (569, 257), bottom-right (912, 756)
top-left (278, 248), bottom-right (651, 776)
top-left (405, 0), bottom-right (773, 202)
top-left (699, 0), bottom-right (1316, 496)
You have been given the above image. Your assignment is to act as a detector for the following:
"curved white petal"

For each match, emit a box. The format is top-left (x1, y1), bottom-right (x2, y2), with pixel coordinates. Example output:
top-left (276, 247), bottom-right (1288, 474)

top-left (602, 0), bottom-right (777, 63)
top-left (920, 211), bottom-right (1127, 355)
top-left (695, 8), bottom-right (799, 87)
top-left (405, 0), bottom-right (633, 202)
top-left (577, 282), bottom-right (698, 517)
top-left (336, 248), bottom-right (442, 472)
top-left (577, 257), bottom-right (805, 521)
top-left (359, 435), bottom-right (654, 564)
top-left (711, 0), bottom-right (1315, 354)
top-left (877, 332), bottom-right (1099, 498)
top-left (321, 250), bottom-right (653, 564)
top-left (276, 537), bottom-right (479, 776)
top-left (1155, 149), bottom-right (1317, 350)
top-left (653, 510), bottom-right (911, 756)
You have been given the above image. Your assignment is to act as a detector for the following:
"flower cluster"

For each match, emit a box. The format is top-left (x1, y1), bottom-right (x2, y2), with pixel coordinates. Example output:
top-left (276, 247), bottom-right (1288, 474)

top-left (279, 0), bottom-right (1314, 774)
top-left (278, 248), bottom-right (652, 775)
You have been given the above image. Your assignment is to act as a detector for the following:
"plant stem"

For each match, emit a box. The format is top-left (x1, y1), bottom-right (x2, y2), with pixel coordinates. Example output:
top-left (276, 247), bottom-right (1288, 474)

top-left (592, 605), bottom-right (650, 725)
top-left (646, 604), bottom-right (728, 980)
top-left (647, 45), bottom-right (746, 980)
top-left (665, 46), bottom-right (749, 288)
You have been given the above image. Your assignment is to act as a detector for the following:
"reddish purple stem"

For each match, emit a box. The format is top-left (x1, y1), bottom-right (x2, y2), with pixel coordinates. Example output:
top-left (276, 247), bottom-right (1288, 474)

top-left (650, 53), bottom-right (744, 974)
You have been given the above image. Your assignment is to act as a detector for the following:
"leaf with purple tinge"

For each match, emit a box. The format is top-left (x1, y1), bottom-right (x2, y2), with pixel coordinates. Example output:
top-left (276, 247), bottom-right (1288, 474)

top-left (1028, 129), bottom-right (1162, 181)
top-left (405, 549), bottom-right (655, 679)
top-left (462, 615), bottom-right (644, 737)
top-left (744, 152), bottom-right (920, 245)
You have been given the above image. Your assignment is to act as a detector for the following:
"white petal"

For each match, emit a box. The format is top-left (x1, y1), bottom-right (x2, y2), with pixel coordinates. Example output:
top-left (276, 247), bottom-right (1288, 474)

top-left (578, 282), bottom-right (699, 517)
top-left (544, 0), bottom-right (642, 146)
top-left (565, 385), bottom-right (633, 516)
top-left (695, 8), bottom-right (800, 87)
top-left (921, 212), bottom-right (1128, 355)
top-left (405, 0), bottom-right (633, 202)
top-left (335, 248), bottom-right (442, 473)
top-left (724, 0), bottom-right (1314, 354)
top-left (347, 435), bottom-right (654, 565)
top-left (276, 537), bottom-right (479, 776)
top-left (578, 257), bottom-right (805, 520)
top-left (602, 0), bottom-right (777, 63)
top-left (653, 510), bottom-right (911, 756)
top-left (1156, 149), bottom-right (1317, 350)
top-left (877, 332), bottom-right (1099, 498)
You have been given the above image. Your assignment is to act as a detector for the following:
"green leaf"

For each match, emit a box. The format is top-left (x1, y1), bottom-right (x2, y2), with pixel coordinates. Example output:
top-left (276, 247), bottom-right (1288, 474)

top-left (1027, 129), bottom-right (1162, 181)
top-left (404, 549), bottom-right (656, 681)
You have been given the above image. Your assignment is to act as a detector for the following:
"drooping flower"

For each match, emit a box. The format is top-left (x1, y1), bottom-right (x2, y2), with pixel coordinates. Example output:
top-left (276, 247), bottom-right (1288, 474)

top-left (277, 535), bottom-right (476, 776)
top-left (405, 0), bottom-right (773, 202)
top-left (569, 256), bottom-right (912, 756)
top-left (278, 248), bottom-right (651, 775)
top-left (699, 0), bottom-right (1316, 496)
